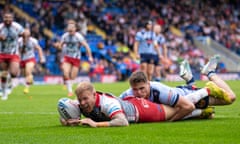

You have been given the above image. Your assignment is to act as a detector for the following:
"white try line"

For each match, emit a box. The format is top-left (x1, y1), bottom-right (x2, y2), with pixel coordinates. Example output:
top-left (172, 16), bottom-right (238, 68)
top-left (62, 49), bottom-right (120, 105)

top-left (0, 111), bottom-right (57, 115)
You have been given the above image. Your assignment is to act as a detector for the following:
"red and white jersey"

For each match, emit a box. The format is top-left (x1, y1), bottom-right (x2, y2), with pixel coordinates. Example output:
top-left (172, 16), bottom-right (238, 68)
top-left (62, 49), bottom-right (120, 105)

top-left (0, 22), bottom-right (24, 54)
top-left (18, 37), bottom-right (39, 60)
top-left (81, 92), bottom-right (138, 123)
top-left (60, 32), bottom-right (85, 59)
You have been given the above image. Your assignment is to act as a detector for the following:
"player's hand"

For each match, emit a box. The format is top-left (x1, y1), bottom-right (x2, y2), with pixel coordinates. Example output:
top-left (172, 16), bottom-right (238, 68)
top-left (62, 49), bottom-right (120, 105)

top-left (0, 35), bottom-right (6, 41)
top-left (60, 118), bottom-right (68, 126)
top-left (53, 42), bottom-right (61, 50)
top-left (135, 54), bottom-right (140, 60)
top-left (60, 118), bottom-right (80, 126)
top-left (66, 118), bottom-right (80, 126)
top-left (40, 56), bottom-right (46, 64)
top-left (79, 118), bottom-right (97, 127)
top-left (159, 55), bottom-right (163, 60)
top-left (88, 56), bottom-right (93, 63)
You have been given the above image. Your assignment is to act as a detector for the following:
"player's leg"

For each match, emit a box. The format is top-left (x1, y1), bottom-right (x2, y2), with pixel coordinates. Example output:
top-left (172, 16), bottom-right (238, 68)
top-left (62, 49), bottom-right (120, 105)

top-left (62, 62), bottom-right (72, 96)
top-left (1, 70), bottom-right (9, 100)
top-left (0, 62), bottom-right (6, 97)
top-left (23, 61), bottom-right (35, 94)
top-left (183, 107), bottom-right (215, 120)
top-left (140, 62), bottom-right (147, 76)
top-left (162, 104), bottom-right (179, 121)
top-left (179, 59), bottom-right (195, 85)
top-left (3, 61), bottom-right (20, 100)
top-left (69, 66), bottom-right (79, 97)
top-left (154, 65), bottom-right (162, 82)
top-left (146, 63), bottom-right (155, 81)
top-left (201, 55), bottom-right (236, 105)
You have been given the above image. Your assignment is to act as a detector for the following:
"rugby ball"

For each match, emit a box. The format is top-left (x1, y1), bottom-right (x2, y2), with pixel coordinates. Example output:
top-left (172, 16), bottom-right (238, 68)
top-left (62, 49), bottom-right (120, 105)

top-left (57, 98), bottom-right (81, 120)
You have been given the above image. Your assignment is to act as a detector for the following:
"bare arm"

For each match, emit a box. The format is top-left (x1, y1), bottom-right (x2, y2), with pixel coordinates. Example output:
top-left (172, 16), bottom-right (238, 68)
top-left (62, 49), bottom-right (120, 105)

top-left (80, 113), bottom-right (129, 127)
top-left (133, 41), bottom-right (140, 59)
top-left (153, 41), bottom-right (161, 59)
top-left (81, 40), bottom-right (93, 63)
top-left (162, 44), bottom-right (168, 58)
top-left (169, 96), bottom-right (195, 121)
top-left (35, 44), bottom-right (45, 63)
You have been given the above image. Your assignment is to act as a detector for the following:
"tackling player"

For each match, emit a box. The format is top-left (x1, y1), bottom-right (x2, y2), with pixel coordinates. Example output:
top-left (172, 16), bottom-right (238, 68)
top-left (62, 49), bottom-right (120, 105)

top-left (119, 55), bottom-right (236, 120)
top-left (18, 28), bottom-right (45, 94)
top-left (0, 12), bottom-right (24, 100)
top-left (54, 21), bottom-right (93, 96)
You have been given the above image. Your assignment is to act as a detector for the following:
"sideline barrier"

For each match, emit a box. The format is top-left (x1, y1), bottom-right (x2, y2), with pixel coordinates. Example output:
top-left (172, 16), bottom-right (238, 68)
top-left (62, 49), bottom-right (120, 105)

top-left (13, 73), bottom-right (240, 85)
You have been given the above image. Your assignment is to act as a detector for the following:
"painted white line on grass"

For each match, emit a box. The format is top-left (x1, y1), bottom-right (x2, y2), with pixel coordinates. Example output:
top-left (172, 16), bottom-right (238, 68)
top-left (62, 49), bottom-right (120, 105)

top-left (0, 111), bottom-right (57, 115)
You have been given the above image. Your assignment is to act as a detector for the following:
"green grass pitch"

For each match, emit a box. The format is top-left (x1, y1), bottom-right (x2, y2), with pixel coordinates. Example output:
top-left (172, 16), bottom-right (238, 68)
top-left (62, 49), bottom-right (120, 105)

top-left (0, 80), bottom-right (239, 144)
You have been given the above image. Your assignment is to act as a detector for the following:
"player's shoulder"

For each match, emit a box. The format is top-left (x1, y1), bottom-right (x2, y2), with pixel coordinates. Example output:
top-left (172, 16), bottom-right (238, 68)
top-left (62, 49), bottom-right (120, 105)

top-left (149, 81), bottom-right (164, 88)
top-left (97, 92), bottom-right (119, 105)
top-left (29, 37), bottom-right (38, 42)
top-left (75, 32), bottom-right (85, 39)
top-left (18, 37), bottom-right (23, 42)
top-left (119, 88), bottom-right (133, 99)
top-left (62, 32), bottom-right (69, 37)
top-left (0, 23), bottom-right (3, 28)
top-left (12, 21), bottom-right (23, 28)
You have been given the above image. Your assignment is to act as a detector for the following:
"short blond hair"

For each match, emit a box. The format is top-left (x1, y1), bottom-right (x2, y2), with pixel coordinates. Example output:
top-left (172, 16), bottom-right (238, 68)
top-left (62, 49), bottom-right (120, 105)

top-left (75, 81), bottom-right (95, 96)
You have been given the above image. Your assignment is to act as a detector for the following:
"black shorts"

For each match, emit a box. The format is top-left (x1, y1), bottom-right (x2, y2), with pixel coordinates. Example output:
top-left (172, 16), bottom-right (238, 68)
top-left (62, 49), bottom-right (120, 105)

top-left (140, 53), bottom-right (159, 66)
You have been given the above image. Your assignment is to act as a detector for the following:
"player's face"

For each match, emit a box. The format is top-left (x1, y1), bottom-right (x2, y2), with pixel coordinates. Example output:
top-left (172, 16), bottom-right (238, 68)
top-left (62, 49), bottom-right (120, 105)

top-left (146, 24), bottom-right (152, 31)
top-left (131, 81), bottom-right (150, 99)
top-left (67, 25), bottom-right (76, 35)
top-left (77, 90), bottom-right (96, 113)
top-left (3, 14), bottom-right (13, 26)
top-left (154, 25), bottom-right (161, 34)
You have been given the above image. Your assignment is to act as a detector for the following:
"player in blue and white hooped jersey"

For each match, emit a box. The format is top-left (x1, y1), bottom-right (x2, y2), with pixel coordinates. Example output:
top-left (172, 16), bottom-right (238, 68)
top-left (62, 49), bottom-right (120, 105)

top-left (18, 29), bottom-right (45, 94)
top-left (119, 70), bottom-right (233, 121)
top-left (0, 12), bottom-right (24, 100)
top-left (133, 20), bottom-right (161, 81)
top-left (55, 21), bottom-right (93, 97)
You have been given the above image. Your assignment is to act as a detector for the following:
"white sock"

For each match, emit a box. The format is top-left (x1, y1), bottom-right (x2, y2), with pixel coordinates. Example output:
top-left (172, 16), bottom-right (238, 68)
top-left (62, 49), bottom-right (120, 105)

top-left (66, 80), bottom-right (72, 93)
top-left (183, 109), bottom-right (202, 119)
top-left (2, 82), bottom-right (8, 96)
top-left (184, 88), bottom-right (209, 104)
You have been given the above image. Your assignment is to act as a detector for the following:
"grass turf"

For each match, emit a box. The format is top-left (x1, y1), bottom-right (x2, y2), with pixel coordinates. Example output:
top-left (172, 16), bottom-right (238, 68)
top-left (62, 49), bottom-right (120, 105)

top-left (0, 80), bottom-right (239, 144)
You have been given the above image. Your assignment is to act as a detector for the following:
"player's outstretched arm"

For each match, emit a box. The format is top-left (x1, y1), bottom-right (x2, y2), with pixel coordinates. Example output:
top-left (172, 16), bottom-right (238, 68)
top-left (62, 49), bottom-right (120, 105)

top-left (79, 113), bottom-right (129, 128)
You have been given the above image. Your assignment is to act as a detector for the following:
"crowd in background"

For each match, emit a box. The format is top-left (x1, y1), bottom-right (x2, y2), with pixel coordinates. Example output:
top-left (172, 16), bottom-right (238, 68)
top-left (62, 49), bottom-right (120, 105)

top-left (1, 0), bottom-right (239, 81)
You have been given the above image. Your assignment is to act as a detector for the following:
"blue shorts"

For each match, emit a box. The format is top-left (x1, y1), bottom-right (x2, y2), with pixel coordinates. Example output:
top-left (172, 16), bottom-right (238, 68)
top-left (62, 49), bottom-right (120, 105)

top-left (140, 53), bottom-right (159, 65)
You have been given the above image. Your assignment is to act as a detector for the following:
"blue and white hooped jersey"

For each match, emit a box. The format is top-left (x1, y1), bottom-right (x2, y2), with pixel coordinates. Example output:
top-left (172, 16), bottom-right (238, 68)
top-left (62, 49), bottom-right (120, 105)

top-left (135, 29), bottom-right (158, 55)
top-left (0, 22), bottom-right (24, 54)
top-left (119, 81), bottom-right (197, 106)
top-left (156, 34), bottom-right (166, 52)
top-left (61, 32), bottom-right (85, 59)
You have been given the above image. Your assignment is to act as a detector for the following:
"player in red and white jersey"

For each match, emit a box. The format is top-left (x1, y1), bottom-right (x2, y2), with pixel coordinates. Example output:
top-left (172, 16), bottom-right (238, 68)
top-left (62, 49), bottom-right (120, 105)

top-left (54, 21), bottom-right (93, 97)
top-left (18, 29), bottom-right (45, 94)
top-left (58, 82), bottom-right (213, 127)
top-left (0, 12), bottom-right (24, 100)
